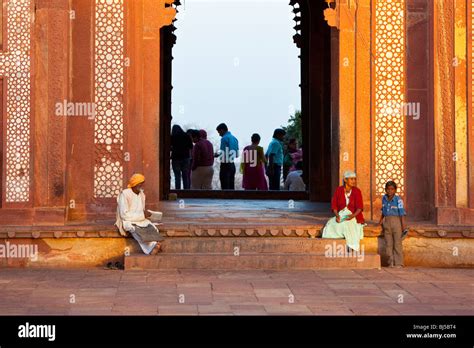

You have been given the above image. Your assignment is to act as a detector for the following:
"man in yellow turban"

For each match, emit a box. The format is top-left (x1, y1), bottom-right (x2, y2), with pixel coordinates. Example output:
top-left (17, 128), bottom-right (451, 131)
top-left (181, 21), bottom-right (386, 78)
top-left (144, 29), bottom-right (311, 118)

top-left (115, 173), bottom-right (164, 255)
top-left (127, 173), bottom-right (145, 189)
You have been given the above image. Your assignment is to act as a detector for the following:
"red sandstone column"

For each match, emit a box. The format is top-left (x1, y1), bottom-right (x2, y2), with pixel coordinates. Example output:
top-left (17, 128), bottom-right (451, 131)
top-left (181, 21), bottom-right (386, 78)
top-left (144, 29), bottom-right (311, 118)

top-left (33, 1), bottom-right (70, 224)
top-left (125, 0), bottom-right (144, 191)
top-left (334, 1), bottom-right (373, 219)
top-left (126, 0), bottom-right (175, 208)
top-left (330, 27), bottom-right (340, 195)
top-left (337, 1), bottom-right (356, 184)
top-left (406, 0), bottom-right (435, 221)
top-left (354, 0), bottom-right (372, 220)
top-left (469, 1), bottom-right (474, 210)
top-left (66, 0), bottom-right (95, 221)
top-left (433, 0), bottom-right (457, 224)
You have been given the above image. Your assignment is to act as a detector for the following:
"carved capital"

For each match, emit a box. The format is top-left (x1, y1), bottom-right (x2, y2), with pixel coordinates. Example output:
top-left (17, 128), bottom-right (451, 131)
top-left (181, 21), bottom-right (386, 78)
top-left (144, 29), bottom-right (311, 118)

top-left (323, 0), bottom-right (339, 29)
top-left (324, 0), bottom-right (358, 30)
top-left (158, 0), bottom-right (177, 28)
top-left (324, 7), bottom-right (339, 28)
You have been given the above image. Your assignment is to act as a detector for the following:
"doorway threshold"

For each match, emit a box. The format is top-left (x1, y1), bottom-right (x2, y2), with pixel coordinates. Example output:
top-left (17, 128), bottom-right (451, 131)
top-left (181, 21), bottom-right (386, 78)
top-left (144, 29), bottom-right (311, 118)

top-left (168, 190), bottom-right (310, 200)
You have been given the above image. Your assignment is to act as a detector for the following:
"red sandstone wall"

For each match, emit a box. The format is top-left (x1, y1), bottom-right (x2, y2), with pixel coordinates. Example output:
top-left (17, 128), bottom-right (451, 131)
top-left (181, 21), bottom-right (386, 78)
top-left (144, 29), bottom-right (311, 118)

top-left (0, 0), bottom-right (472, 226)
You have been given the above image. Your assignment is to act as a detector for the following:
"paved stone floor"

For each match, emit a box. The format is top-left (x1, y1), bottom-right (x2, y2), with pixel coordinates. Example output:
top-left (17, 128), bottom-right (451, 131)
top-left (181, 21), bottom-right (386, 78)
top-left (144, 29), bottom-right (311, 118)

top-left (155, 199), bottom-right (440, 228)
top-left (156, 199), bottom-right (332, 226)
top-left (0, 268), bottom-right (472, 315)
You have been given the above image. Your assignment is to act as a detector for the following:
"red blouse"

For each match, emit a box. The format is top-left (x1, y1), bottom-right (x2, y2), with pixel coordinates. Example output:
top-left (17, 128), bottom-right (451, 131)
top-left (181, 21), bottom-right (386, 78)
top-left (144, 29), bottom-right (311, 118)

top-left (192, 139), bottom-right (214, 170)
top-left (331, 186), bottom-right (365, 224)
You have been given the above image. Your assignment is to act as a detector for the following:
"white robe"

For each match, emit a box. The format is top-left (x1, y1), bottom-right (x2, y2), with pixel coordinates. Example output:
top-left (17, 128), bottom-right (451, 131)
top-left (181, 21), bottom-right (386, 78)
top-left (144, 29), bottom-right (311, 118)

top-left (115, 188), bottom-right (158, 255)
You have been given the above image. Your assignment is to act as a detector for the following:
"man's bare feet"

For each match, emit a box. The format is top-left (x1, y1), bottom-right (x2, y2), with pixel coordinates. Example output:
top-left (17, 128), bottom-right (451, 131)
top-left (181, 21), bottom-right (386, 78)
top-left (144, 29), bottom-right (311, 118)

top-left (151, 243), bottom-right (162, 255)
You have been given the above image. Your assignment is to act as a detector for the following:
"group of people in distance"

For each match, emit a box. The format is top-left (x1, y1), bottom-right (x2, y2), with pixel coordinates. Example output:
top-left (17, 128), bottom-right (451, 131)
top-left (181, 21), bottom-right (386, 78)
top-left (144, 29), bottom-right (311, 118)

top-left (170, 123), bottom-right (305, 191)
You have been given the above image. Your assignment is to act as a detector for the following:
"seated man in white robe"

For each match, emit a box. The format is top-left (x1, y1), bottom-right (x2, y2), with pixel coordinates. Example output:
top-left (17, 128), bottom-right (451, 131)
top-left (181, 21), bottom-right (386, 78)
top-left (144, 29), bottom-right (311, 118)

top-left (115, 173), bottom-right (164, 255)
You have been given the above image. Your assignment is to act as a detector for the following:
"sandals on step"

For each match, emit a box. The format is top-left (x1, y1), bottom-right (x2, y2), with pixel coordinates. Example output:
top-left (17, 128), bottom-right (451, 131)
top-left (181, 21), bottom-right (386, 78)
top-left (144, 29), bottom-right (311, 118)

top-left (104, 261), bottom-right (123, 270)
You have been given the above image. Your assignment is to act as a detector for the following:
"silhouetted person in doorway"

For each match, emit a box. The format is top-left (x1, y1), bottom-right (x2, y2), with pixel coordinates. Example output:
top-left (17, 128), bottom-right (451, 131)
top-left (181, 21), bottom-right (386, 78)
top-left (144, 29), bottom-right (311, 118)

top-left (266, 128), bottom-right (286, 190)
top-left (216, 123), bottom-right (239, 190)
top-left (241, 133), bottom-right (268, 191)
top-left (284, 161), bottom-right (305, 191)
top-left (283, 138), bottom-right (303, 181)
top-left (190, 129), bottom-right (214, 190)
top-left (171, 125), bottom-right (193, 189)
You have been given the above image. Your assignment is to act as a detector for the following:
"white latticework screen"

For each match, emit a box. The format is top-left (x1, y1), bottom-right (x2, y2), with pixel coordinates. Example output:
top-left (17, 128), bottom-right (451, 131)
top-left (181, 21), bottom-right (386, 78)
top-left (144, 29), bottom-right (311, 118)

top-left (374, 0), bottom-right (406, 196)
top-left (0, 0), bottom-right (32, 203)
top-left (94, 0), bottom-right (125, 198)
top-left (471, 1), bottom-right (474, 138)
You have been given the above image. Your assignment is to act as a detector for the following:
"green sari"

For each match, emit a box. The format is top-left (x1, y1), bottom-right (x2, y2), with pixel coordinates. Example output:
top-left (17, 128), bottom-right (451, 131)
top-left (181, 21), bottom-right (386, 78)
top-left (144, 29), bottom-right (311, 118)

top-left (322, 207), bottom-right (364, 251)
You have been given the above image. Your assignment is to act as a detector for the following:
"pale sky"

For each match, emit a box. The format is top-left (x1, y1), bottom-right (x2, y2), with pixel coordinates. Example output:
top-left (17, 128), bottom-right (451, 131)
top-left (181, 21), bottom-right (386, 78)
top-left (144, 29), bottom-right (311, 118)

top-left (171, 0), bottom-right (301, 151)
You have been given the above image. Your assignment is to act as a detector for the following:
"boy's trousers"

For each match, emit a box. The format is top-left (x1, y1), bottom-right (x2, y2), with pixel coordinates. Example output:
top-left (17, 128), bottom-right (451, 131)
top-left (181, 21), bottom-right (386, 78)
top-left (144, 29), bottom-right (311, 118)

top-left (383, 216), bottom-right (404, 266)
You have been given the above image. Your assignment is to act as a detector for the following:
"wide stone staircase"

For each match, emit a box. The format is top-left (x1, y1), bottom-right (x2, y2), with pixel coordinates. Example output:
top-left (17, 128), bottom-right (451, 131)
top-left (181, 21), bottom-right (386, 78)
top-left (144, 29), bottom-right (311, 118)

top-left (125, 237), bottom-right (381, 270)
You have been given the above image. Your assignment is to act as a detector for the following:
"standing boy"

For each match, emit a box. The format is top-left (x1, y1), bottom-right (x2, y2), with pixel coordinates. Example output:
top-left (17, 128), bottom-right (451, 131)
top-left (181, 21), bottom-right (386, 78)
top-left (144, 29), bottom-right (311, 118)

top-left (378, 181), bottom-right (407, 268)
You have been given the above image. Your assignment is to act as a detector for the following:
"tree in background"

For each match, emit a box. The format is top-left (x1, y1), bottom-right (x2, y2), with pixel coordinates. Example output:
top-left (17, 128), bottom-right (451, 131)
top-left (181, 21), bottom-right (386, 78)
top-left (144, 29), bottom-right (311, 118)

top-left (282, 110), bottom-right (302, 145)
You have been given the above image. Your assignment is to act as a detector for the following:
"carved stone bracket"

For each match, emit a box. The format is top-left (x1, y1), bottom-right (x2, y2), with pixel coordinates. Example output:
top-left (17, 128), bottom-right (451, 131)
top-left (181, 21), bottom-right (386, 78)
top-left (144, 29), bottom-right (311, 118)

top-left (324, 0), bottom-right (339, 28)
top-left (324, 0), bottom-right (358, 30)
top-left (158, 0), bottom-right (177, 28)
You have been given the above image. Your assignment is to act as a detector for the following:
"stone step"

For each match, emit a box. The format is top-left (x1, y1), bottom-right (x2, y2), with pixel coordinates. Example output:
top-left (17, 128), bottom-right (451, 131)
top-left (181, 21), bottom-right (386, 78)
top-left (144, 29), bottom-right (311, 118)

top-left (125, 252), bottom-right (381, 270)
top-left (160, 237), bottom-right (356, 254)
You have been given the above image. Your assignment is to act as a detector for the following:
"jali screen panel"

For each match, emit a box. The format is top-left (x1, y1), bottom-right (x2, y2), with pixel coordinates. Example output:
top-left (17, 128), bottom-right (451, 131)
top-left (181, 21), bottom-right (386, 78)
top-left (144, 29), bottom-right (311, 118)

top-left (0, 0), bottom-right (32, 203)
top-left (374, 0), bottom-right (406, 196)
top-left (94, 0), bottom-right (125, 198)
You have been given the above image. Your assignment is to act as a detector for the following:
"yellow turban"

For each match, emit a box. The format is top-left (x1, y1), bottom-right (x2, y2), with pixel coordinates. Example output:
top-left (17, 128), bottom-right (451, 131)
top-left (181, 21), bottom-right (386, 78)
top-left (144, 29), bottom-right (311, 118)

top-left (128, 173), bottom-right (145, 188)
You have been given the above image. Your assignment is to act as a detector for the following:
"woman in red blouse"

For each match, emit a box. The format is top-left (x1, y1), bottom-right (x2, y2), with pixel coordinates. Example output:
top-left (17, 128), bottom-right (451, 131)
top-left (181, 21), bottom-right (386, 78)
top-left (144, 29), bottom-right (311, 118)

top-left (322, 171), bottom-right (365, 251)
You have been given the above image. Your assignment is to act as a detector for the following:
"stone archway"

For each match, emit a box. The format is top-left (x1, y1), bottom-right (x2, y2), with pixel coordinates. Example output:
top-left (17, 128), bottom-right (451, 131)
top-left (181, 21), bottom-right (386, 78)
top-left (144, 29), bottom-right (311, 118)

top-left (158, 0), bottom-right (334, 202)
top-left (0, 0), bottom-right (406, 223)
top-left (0, 0), bottom-right (473, 226)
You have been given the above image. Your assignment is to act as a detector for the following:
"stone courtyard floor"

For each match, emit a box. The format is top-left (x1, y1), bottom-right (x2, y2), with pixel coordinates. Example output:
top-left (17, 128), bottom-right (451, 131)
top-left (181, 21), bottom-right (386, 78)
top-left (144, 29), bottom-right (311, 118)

top-left (0, 267), bottom-right (472, 316)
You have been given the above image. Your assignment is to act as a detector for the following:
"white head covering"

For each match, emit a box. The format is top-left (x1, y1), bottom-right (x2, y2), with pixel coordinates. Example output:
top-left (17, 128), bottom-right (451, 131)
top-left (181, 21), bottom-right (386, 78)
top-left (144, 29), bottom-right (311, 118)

top-left (343, 170), bottom-right (357, 179)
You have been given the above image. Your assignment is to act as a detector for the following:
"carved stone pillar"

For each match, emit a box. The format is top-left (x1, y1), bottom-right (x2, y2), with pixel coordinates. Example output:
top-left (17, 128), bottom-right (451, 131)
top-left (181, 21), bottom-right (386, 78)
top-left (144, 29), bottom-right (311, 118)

top-left (125, 0), bottom-right (176, 208)
top-left (66, 0), bottom-right (95, 222)
top-left (433, 0), bottom-right (456, 218)
top-left (33, 0), bottom-right (70, 223)
top-left (325, 0), bottom-right (375, 219)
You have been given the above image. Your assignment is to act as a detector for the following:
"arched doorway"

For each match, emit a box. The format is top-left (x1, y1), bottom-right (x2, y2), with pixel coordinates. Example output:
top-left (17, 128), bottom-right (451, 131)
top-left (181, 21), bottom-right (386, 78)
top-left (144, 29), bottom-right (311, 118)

top-left (159, 0), bottom-right (334, 202)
